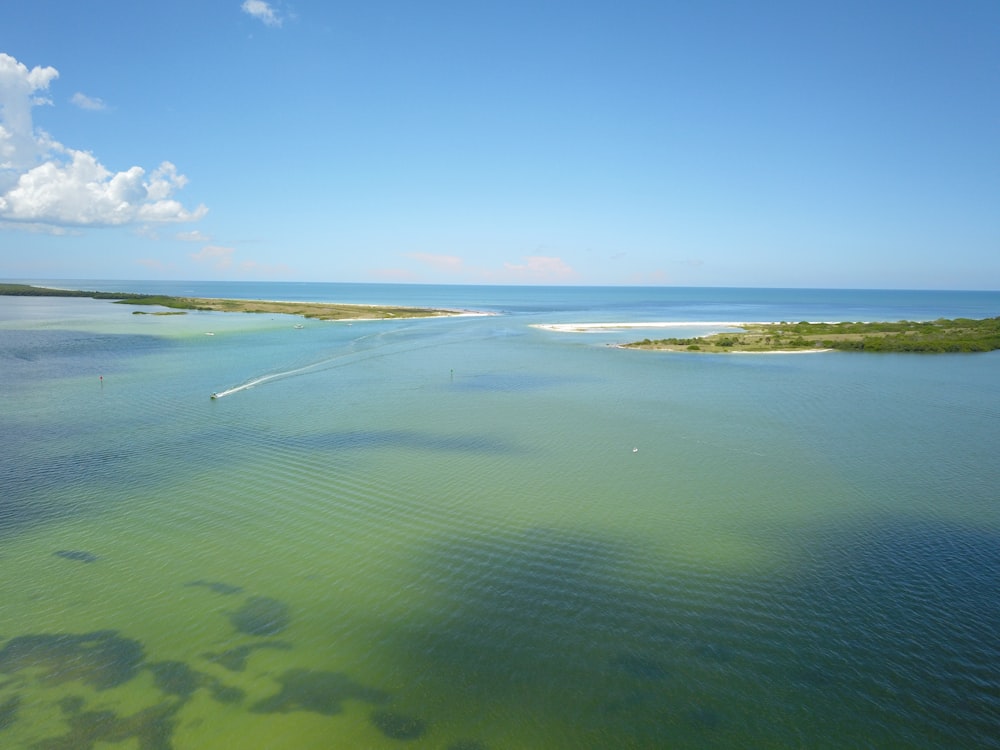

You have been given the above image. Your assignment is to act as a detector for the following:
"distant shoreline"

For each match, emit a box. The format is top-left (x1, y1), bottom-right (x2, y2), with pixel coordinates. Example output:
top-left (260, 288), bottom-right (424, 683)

top-left (0, 283), bottom-right (472, 321)
top-left (619, 318), bottom-right (1000, 353)
top-left (531, 321), bottom-right (756, 332)
top-left (534, 318), bottom-right (1000, 353)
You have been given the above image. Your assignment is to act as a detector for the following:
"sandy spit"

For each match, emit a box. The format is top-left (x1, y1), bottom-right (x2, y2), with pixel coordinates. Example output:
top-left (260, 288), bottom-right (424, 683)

top-left (531, 321), bottom-right (762, 332)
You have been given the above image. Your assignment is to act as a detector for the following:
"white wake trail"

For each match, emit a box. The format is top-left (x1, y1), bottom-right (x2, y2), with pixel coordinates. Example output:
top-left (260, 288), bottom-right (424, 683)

top-left (208, 323), bottom-right (443, 400)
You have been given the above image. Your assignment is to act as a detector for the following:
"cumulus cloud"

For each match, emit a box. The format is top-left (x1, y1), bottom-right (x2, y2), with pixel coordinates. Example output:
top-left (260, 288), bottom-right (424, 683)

top-left (0, 53), bottom-right (57, 173)
top-left (0, 52), bottom-right (206, 228)
top-left (71, 92), bottom-right (106, 111)
top-left (241, 0), bottom-right (282, 27)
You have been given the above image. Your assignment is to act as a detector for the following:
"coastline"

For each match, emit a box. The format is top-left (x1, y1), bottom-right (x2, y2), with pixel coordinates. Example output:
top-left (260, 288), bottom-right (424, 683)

top-left (0, 284), bottom-right (481, 321)
top-left (534, 316), bottom-right (1000, 354)
top-left (532, 321), bottom-right (757, 332)
top-left (611, 342), bottom-right (833, 354)
top-left (616, 317), bottom-right (1000, 353)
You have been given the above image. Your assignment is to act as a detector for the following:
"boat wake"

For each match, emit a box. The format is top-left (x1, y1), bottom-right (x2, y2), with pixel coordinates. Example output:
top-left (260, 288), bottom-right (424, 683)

top-left (208, 322), bottom-right (452, 400)
top-left (210, 357), bottom-right (344, 399)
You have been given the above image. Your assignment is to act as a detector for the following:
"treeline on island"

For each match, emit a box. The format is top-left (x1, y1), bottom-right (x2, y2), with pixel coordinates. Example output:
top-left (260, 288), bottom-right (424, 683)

top-left (0, 283), bottom-right (154, 301)
top-left (625, 317), bottom-right (1000, 353)
top-left (0, 283), bottom-right (455, 320)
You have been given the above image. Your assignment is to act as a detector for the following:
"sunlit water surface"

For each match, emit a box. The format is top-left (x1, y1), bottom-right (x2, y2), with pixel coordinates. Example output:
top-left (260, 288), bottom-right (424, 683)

top-left (2, 284), bottom-right (999, 749)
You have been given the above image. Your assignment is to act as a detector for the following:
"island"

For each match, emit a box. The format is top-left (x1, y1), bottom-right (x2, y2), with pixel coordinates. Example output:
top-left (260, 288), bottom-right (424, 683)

top-left (0, 283), bottom-right (462, 321)
top-left (622, 317), bottom-right (1000, 353)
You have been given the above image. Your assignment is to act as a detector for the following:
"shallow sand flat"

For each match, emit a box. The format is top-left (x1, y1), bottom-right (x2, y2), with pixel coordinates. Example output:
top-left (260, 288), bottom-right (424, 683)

top-left (728, 348), bottom-right (832, 354)
top-left (532, 321), bottom-right (758, 332)
top-left (614, 344), bottom-right (833, 353)
top-left (123, 295), bottom-right (480, 321)
top-left (230, 299), bottom-right (493, 315)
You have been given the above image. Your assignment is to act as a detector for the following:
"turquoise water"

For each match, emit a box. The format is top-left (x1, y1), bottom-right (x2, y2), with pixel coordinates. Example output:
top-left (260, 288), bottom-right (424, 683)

top-left (1, 284), bottom-right (999, 748)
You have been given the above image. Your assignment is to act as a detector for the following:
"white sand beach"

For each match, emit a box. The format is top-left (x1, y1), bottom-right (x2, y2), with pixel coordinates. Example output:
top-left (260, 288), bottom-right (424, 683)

top-left (532, 321), bottom-right (756, 332)
top-left (730, 348), bottom-right (832, 354)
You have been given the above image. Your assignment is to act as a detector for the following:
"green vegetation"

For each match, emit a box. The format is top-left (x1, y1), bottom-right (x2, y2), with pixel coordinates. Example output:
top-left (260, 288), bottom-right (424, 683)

top-left (624, 317), bottom-right (1000, 353)
top-left (0, 283), bottom-right (152, 300)
top-left (0, 283), bottom-right (458, 320)
top-left (119, 295), bottom-right (456, 319)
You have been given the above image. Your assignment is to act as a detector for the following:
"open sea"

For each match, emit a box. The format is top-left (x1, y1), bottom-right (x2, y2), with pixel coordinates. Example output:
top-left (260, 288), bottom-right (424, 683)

top-left (2, 281), bottom-right (999, 749)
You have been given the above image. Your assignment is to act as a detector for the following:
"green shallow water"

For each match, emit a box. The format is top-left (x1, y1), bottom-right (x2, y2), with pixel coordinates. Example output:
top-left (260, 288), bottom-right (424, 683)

top-left (2, 294), bottom-right (999, 748)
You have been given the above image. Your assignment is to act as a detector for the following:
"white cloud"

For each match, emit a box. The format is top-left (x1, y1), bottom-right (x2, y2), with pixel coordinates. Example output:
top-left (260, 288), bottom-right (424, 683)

top-left (71, 92), bottom-right (106, 111)
top-left (241, 0), bottom-right (282, 27)
top-left (176, 229), bottom-right (210, 242)
top-left (0, 52), bottom-right (206, 228)
top-left (0, 53), bottom-right (57, 173)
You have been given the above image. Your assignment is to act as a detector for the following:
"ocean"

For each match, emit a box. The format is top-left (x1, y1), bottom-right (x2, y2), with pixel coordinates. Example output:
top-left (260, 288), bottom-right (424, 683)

top-left (1, 282), bottom-right (999, 749)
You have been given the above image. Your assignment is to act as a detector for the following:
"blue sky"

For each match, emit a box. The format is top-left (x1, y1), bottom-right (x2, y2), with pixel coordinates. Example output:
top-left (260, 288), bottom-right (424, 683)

top-left (1, 0), bottom-right (997, 288)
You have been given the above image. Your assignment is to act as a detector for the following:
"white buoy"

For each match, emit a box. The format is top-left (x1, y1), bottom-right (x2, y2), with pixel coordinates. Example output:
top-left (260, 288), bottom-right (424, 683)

top-left (632, 447), bottom-right (638, 453)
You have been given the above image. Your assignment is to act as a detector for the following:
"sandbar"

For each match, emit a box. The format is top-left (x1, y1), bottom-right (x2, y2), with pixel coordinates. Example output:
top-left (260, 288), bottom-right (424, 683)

top-left (532, 321), bottom-right (756, 332)
top-left (619, 316), bottom-right (1000, 353)
top-left (0, 284), bottom-right (479, 321)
